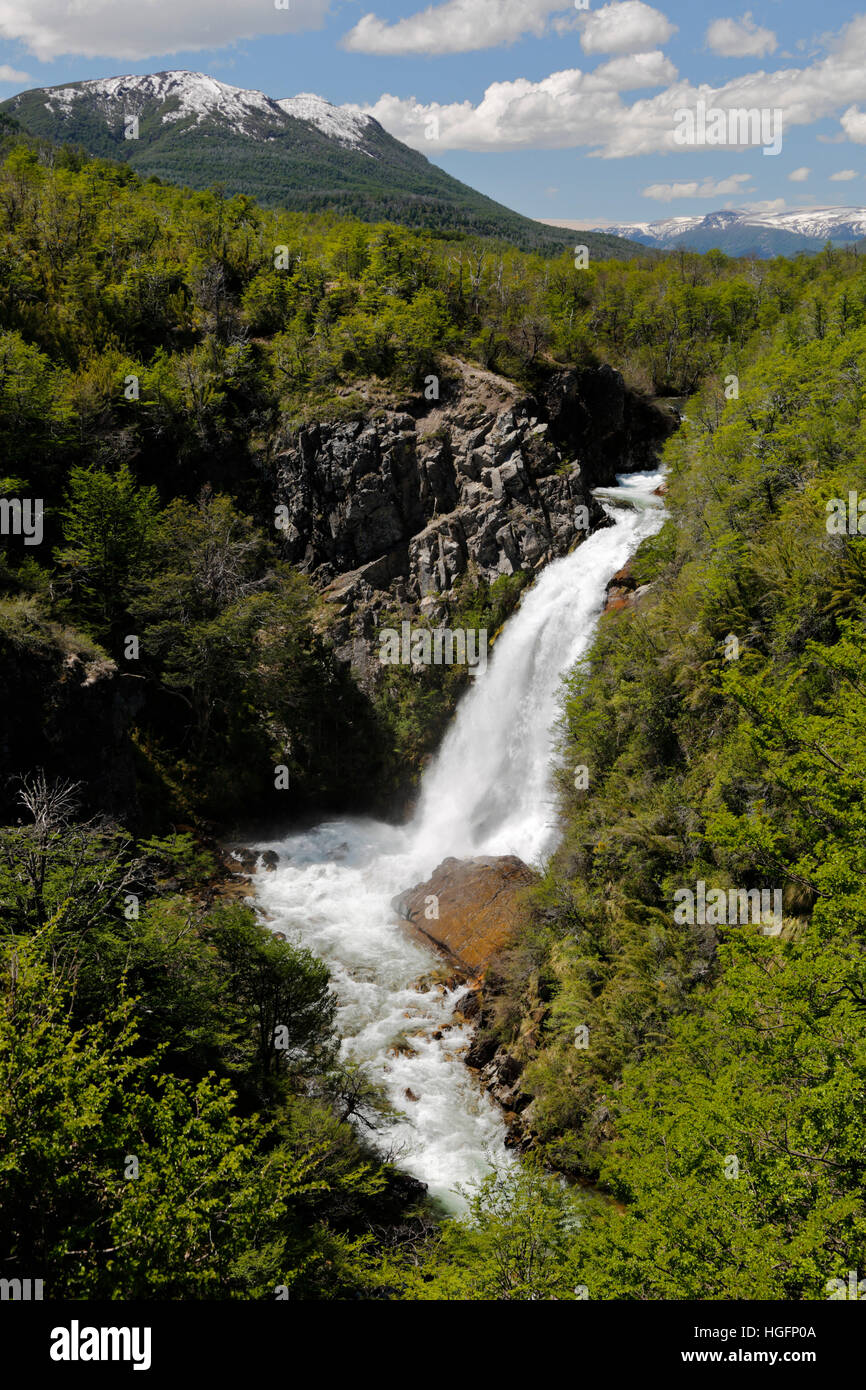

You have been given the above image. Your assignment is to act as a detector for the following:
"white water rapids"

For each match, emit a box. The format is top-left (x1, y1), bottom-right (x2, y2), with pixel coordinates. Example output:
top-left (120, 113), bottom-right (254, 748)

top-left (250, 471), bottom-right (666, 1208)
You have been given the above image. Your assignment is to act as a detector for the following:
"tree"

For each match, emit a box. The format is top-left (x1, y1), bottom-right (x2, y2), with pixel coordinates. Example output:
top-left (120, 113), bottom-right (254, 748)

top-left (205, 906), bottom-right (337, 1082)
top-left (58, 462), bottom-right (159, 644)
top-left (0, 773), bottom-right (139, 938)
top-left (0, 925), bottom-right (333, 1297)
top-left (388, 1164), bottom-right (588, 1300)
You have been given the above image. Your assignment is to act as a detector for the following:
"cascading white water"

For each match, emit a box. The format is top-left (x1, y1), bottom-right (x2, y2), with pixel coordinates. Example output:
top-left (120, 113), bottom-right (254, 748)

top-left (251, 471), bottom-right (666, 1207)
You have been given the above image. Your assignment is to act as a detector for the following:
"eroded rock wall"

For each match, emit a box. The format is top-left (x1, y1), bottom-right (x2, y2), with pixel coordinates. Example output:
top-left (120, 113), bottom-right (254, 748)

top-left (274, 361), bottom-right (676, 683)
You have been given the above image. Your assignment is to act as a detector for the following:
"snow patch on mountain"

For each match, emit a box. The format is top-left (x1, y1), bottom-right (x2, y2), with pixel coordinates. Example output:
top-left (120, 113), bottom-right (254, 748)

top-left (276, 93), bottom-right (374, 150)
top-left (746, 207), bottom-right (866, 239)
top-left (583, 206), bottom-right (866, 249)
top-left (37, 72), bottom-right (383, 152)
top-left (43, 72), bottom-right (278, 136)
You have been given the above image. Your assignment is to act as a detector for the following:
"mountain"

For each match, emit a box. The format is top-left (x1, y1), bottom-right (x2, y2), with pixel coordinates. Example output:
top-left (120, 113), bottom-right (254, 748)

top-left (1, 71), bottom-right (644, 258)
top-left (545, 206), bottom-right (866, 258)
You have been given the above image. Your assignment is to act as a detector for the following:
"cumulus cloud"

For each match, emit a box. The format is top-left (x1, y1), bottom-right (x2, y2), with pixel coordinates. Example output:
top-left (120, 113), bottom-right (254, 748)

top-left (0, 64), bottom-right (29, 83)
top-left (580, 1), bottom-right (676, 56)
top-left (706, 12), bottom-right (777, 59)
top-left (841, 104), bottom-right (866, 142)
top-left (788, 166), bottom-right (811, 181)
top-left (342, 0), bottom-right (566, 55)
top-left (591, 50), bottom-right (678, 88)
top-left (342, 0), bottom-right (677, 56)
top-left (642, 172), bottom-right (753, 201)
top-left (829, 168), bottom-right (858, 180)
top-left (358, 14), bottom-right (866, 157)
top-left (358, 54), bottom-right (678, 153)
top-left (0, 0), bottom-right (328, 61)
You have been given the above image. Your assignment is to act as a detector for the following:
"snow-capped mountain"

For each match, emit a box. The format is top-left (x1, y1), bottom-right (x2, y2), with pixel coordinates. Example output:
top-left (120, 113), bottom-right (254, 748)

top-left (579, 207), bottom-right (866, 258)
top-left (40, 71), bottom-right (279, 135)
top-left (1, 71), bottom-right (641, 256)
top-left (35, 72), bottom-right (378, 150)
top-left (746, 207), bottom-right (866, 240)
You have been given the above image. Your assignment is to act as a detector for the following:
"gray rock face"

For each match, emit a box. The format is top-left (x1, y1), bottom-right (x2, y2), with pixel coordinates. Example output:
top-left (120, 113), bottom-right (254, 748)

top-left (541, 362), bottom-right (679, 486)
top-left (276, 381), bottom-right (606, 603)
top-left (272, 361), bottom-right (674, 685)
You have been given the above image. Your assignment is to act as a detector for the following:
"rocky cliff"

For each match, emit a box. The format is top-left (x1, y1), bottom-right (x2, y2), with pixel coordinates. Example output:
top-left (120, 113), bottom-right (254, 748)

top-left (274, 360), bottom-right (677, 681)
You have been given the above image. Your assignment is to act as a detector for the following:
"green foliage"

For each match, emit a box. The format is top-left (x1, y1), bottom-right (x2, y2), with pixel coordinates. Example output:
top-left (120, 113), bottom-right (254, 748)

top-left (578, 922), bottom-right (866, 1299)
top-left (0, 928), bottom-right (368, 1298)
top-left (386, 1164), bottom-right (589, 1300)
top-left (138, 830), bottom-right (216, 886)
top-left (468, 315), bottom-right (866, 1293)
top-left (0, 798), bottom-right (421, 1298)
top-left (58, 463), bottom-right (159, 641)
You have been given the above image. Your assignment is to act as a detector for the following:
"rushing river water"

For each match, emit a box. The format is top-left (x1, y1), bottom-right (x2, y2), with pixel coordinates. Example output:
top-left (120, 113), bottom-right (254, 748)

top-left (250, 471), bottom-right (666, 1208)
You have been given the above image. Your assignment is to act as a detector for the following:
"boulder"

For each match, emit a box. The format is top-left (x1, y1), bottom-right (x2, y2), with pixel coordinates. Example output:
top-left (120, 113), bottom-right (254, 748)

top-left (604, 560), bottom-right (638, 613)
top-left (392, 854), bottom-right (535, 971)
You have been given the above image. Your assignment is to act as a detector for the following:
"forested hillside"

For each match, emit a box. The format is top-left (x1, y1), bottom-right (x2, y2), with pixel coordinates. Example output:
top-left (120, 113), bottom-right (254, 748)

top-left (2, 133), bottom-right (837, 828)
top-left (0, 130), bottom-right (864, 1298)
top-left (1, 74), bottom-right (643, 258)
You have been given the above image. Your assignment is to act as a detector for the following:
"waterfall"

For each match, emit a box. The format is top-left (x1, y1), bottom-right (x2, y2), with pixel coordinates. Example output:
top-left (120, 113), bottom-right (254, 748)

top-left (251, 471), bottom-right (666, 1206)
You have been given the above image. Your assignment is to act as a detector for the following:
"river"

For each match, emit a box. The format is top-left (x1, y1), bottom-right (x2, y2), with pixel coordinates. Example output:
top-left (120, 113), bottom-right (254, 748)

top-left (250, 470), bottom-right (666, 1208)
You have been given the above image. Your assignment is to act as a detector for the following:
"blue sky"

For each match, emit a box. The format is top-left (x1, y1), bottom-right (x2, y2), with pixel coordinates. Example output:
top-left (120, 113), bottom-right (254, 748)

top-left (0, 1), bottom-right (864, 224)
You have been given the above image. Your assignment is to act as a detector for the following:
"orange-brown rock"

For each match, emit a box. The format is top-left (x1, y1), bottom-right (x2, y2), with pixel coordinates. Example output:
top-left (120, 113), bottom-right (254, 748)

top-left (604, 560), bottom-right (640, 615)
top-left (392, 855), bottom-right (535, 972)
top-left (609, 561), bottom-right (636, 590)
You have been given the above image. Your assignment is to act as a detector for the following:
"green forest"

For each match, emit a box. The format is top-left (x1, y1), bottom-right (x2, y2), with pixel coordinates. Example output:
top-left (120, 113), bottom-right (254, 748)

top-left (0, 130), bottom-right (864, 1299)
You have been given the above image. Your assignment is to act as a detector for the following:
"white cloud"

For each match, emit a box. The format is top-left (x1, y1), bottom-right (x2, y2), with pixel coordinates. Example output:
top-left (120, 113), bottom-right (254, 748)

top-left (591, 51), bottom-right (678, 89)
top-left (706, 12), bottom-right (777, 59)
top-left (359, 55), bottom-right (678, 152)
top-left (829, 168), bottom-right (858, 180)
top-left (552, 13), bottom-right (583, 37)
top-left (342, 0), bottom-right (565, 55)
top-left (580, 2), bottom-right (676, 56)
top-left (0, 64), bottom-right (29, 83)
top-left (0, 0), bottom-right (328, 61)
top-left (642, 172), bottom-right (753, 201)
top-left (736, 197), bottom-right (786, 212)
top-left (342, 0), bottom-right (677, 56)
top-left (841, 104), bottom-right (866, 142)
top-left (359, 14), bottom-right (866, 157)
top-left (788, 166), bottom-right (811, 181)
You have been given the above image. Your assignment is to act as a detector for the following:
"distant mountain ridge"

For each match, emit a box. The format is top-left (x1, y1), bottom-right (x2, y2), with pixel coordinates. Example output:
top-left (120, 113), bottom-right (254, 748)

top-left (1, 71), bottom-right (645, 258)
top-left (545, 207), bottom-right (866, 258)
